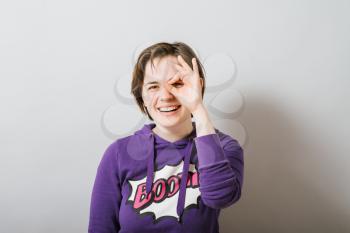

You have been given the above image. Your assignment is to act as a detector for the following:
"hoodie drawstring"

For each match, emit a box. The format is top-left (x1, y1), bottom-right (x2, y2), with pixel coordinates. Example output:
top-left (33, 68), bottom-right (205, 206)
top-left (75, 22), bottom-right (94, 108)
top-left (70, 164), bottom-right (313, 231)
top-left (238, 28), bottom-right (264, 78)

top-left (176, 141), bottom-right (193, 222)
top-left (145, 133), bottom-right (194, 222)
top-left (146, 133), bottom-right (155, 194)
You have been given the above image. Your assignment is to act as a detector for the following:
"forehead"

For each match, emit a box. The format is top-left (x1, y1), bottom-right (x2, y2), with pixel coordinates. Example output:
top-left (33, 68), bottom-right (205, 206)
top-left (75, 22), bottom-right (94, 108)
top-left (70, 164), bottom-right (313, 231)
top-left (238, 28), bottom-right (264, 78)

top-left (144, 56), bottom-right (179, 82)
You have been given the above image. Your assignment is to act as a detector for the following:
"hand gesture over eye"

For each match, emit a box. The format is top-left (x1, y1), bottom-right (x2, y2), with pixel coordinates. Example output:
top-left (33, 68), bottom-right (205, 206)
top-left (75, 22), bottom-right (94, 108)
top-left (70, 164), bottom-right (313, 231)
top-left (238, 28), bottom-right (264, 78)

top-left (165, 55), bottom-right (204, 113)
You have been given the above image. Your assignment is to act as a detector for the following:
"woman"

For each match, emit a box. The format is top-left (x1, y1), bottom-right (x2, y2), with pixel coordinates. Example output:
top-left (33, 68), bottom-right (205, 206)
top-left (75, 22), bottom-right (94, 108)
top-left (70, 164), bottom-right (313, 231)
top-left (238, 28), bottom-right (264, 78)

top-left (88, 42), bottom-right (244, 233)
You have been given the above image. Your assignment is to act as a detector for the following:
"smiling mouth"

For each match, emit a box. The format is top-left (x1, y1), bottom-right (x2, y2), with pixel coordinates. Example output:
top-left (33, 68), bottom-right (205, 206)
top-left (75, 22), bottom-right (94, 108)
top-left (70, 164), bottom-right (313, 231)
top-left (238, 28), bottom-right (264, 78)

top-left (157, 105), bottom-right (181, 113)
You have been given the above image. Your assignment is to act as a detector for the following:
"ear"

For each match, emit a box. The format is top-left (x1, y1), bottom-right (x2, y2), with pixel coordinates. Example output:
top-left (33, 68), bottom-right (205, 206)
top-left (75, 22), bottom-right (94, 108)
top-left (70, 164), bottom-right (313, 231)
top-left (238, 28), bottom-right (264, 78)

top-left (200, 78), bottom-right (204, 88)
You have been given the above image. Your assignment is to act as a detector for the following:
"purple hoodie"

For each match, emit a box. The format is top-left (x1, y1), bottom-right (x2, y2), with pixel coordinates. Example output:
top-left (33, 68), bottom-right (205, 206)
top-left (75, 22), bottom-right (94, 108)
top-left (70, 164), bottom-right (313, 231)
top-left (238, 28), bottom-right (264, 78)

top-left (88, 121), bottom-right (244, 233)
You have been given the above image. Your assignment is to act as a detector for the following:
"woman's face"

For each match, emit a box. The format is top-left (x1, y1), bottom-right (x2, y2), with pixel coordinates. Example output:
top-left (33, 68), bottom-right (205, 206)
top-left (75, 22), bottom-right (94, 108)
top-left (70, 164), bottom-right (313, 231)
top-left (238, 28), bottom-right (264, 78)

top-left (142, 55), bottom-right (192, 128)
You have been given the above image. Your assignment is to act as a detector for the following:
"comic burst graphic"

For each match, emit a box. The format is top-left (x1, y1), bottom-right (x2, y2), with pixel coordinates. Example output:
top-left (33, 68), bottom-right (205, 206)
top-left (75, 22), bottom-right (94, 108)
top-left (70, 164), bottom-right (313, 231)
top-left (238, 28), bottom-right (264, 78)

top-left (127, 162), bottom-right (200, 222)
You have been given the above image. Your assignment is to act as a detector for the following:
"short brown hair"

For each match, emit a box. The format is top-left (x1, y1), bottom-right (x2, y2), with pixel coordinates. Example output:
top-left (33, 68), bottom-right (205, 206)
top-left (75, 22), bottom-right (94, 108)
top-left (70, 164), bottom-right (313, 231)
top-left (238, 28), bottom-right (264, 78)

top-left (131, 41), bottom-right (206, 121)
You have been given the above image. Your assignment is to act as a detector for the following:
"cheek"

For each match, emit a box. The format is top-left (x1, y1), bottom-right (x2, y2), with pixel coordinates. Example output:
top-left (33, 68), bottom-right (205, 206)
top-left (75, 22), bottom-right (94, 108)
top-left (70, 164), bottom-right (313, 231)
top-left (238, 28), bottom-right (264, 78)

top-left (142, 91), bottom-right (157, 107)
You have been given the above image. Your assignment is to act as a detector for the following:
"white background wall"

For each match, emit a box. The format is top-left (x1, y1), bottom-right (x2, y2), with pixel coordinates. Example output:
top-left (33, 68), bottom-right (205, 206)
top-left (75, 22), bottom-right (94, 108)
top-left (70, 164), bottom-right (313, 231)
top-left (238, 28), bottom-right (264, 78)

top-left (1, 0), bottom-right (349, 232)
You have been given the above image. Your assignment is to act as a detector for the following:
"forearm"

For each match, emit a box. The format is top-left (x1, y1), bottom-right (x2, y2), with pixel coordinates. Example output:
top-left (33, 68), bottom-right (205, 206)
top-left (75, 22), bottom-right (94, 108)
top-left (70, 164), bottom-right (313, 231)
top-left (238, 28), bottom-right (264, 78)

top-left (193, 132), bottom-right (243, 209)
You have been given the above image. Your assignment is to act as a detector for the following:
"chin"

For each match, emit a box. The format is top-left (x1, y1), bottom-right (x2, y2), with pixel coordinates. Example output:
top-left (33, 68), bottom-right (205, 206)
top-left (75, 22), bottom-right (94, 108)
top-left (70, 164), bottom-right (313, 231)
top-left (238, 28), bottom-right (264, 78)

top-left (153, 116), bottom-right (183, 127)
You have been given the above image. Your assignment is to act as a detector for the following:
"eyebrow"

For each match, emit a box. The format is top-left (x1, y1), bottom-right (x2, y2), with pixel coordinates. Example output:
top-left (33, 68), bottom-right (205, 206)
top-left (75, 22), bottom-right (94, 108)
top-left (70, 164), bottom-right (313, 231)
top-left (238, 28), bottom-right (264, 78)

top-left (144, 81), bottom-right (159, 86)
top-left (144, 75), bottom-right (176, 86)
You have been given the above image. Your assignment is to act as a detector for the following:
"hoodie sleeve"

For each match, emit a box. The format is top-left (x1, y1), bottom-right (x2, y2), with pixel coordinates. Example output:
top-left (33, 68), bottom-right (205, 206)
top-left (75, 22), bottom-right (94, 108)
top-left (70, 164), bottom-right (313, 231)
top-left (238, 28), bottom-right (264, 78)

top-left (194, 132), bottom-right (244, 209)
top-left (88, 141), bottom-right (121, 233)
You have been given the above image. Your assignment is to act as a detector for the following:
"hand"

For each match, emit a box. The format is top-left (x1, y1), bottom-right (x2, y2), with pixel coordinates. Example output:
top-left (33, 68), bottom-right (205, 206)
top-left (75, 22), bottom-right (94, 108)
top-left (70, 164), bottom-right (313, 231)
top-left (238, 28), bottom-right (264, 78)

top-left (165, 55), bottom-right (204, 113)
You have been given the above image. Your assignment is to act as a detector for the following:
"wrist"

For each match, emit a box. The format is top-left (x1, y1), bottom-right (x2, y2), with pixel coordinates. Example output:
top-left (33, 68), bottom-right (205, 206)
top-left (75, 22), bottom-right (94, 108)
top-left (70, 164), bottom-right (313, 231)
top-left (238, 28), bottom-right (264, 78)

top-left (192, 103), bottom-right (206, 118)
top-left (192, 104), bottom-right (215, 136)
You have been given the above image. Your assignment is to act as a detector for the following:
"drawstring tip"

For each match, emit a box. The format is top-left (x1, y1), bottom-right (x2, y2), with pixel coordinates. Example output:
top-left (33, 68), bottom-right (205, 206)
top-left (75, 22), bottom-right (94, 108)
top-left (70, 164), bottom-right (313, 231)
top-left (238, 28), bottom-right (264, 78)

top-left (146, 182), bottom-right (152, 194)
top-left (177, 208), bottom-right (183, 219)
top-left (178, 212), bottom-right (183, 223)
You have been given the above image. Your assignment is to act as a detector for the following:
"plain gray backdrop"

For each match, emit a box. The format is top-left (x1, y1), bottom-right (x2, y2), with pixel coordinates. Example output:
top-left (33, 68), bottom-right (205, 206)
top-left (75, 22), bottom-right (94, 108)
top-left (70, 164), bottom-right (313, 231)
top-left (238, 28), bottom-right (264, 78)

top-left (1, 0), bottom-right (349, 232)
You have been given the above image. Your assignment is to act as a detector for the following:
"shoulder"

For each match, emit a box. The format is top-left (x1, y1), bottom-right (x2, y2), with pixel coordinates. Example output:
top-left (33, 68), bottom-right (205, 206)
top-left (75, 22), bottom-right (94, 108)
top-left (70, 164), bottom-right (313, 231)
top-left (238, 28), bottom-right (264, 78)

top-left (103, 134), bottom-right (133, 158)
top-left (100, 139), bottom-right (120, 165)
top-left (98, 135), bottom-right (133, 174)
top-left (103, 133), bottom-right (153, 162)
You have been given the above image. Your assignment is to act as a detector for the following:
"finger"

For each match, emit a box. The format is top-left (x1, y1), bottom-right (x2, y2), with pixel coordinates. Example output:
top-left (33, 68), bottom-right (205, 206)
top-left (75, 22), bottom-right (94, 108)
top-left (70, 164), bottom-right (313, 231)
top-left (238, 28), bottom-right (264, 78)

top-left (164, 81), bottom-right (179, 96)
top-left (174, 64), bottom-right (185, 73)
top-left (192, 57), bottom-right (199, 76)
top-left (167, 78), bottom-right (180, 85)
top-left (177, 55), bottom-right (192, 71)
top-left (167, 72), bottom-right (182, 84)
top-left (172, 73), bottom-right (191, 87)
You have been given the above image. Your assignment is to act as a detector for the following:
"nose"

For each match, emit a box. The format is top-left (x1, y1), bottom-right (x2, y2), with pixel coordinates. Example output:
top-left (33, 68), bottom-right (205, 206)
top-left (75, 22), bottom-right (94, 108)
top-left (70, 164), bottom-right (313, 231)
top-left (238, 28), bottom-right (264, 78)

top-left (159, 85), bottom-right (174, 102)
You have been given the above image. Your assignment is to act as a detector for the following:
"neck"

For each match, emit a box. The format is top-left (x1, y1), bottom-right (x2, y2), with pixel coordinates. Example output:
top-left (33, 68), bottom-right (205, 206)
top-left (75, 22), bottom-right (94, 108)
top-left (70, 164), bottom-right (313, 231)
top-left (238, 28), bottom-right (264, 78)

top-left (152, 119), bottom-right (194, 143)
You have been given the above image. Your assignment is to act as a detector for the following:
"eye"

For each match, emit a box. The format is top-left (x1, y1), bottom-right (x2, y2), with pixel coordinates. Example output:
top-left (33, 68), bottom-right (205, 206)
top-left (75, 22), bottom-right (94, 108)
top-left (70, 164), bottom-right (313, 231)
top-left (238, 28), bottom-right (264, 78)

top-left (173, 82), bottom-right (183, 88)
top-left (148, 85), bottom-right (158, 90)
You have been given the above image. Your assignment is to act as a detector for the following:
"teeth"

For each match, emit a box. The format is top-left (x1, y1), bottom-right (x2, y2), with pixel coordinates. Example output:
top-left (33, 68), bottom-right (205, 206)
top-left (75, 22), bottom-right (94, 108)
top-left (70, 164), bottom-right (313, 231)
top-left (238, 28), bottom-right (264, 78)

top-left (158, 105), bottom-right (179, 112)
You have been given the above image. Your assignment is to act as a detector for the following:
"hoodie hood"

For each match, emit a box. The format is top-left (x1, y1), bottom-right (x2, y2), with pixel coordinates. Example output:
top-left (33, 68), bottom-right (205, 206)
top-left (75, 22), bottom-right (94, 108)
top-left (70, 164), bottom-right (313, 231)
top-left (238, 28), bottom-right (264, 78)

top-left (134, 121), bottom-right (197, 222)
